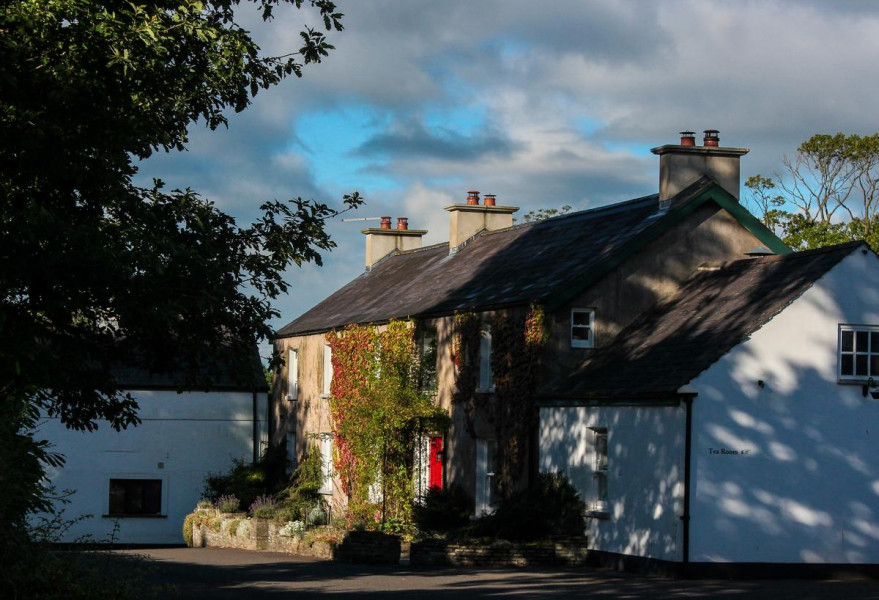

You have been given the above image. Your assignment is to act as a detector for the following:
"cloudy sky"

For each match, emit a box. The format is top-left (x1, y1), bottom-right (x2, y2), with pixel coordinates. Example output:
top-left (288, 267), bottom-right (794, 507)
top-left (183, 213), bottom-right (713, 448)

top-left (135, 0), bottom-right (879, 353)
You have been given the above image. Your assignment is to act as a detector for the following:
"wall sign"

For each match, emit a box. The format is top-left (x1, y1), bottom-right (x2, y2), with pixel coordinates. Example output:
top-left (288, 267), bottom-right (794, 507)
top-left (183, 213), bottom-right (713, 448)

top-left (708, 447), bottom-right (752, 456)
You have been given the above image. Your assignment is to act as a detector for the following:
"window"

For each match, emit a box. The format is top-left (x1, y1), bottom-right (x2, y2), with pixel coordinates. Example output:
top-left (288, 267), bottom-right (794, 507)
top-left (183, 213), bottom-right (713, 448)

top-left (418, 326), bottom-right (438, 393)
top-left (287, 349), bottom-right (299, 400)
top-left (478, 325), bottom-right (493, 392)
top-left (475, 439), bottom-right (497, 515)
top-left (285, 427), bottom-right (297, 474)
top-left (108, 479), bottom-right (162, 516)
top-left (591, 427), bottom-right (608, 513)
top-left (839, 325), bottom-right (879, 381)
top-left (319, 434), bottom-right (334, 495)
top-left (322, 344), bottom-right (333, 397)
top-left (571, 309), bottom-right (595, 348)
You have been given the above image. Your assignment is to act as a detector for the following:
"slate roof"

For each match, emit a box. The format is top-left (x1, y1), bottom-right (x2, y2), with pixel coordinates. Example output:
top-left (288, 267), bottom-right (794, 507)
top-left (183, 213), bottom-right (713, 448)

top-left (111, 348), bottom-right (267, 392)
top-left (540, 242), bottom-right (864, 400)
top-left (278, 178), bottom-right (785, 337)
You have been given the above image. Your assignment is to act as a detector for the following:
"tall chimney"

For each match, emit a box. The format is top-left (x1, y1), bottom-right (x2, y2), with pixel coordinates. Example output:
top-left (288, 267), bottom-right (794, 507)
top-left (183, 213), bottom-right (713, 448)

top-left (362, 216), bottom-right (427, 270)
top-left (650, 129), bottom-right (749, 202)
top-left (445, 190), bottom-right (518, 251)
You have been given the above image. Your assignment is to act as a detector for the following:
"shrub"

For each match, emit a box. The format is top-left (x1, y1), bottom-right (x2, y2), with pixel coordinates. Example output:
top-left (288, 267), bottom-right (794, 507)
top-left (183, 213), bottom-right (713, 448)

top-left (216, 494), bottom-right (240, 513)
top-left (278, 520), bottom-right (305, 537)
top-left (276, 443), bottom-right (324, 523)
top-left (249, 494), bottom-right (278, 519)
top-left (412, 485), bottom-right (473, 533)
top-left (472, 472), bottom-right (584, 542)
top-left (182, 513), bottom-right (196, 547)
top-left (196, 500), bottom-right (213, 509)
top-left (202, 441), bottom-right (288, 509)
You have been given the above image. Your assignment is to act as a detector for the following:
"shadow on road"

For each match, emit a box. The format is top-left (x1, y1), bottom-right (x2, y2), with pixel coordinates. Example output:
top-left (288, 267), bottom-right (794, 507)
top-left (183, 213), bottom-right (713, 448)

top-left (120, 547), bottom-right (879, 599)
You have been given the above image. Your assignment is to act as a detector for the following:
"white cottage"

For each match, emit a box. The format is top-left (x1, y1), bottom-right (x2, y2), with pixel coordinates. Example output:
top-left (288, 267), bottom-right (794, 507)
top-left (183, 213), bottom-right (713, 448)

top-left (540, 241), bottom-right (879, 576)
top-left (37, 365), bottom-right (267, 545)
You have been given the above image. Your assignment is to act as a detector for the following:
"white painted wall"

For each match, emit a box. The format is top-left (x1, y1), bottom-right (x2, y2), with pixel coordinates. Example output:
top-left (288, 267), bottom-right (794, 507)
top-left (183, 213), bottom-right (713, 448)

top-left (35, 389), bottom-right (255, 544)
top-left (539, 403), bottom-right (686, 561)
top-left (689, 248), bottom-right (879, 564)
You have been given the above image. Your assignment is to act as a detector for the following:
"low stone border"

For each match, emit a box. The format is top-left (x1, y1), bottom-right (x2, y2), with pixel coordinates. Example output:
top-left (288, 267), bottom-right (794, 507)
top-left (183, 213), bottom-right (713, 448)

top-left (188, 511), bottom-right (400, 564)
top-left (410, 537), bottom-right (590, 567)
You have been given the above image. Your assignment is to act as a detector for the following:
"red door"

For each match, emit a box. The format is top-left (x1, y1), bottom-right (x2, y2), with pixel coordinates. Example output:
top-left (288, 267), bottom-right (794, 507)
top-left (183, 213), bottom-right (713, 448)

top-left (429, 436), bottom-right (444, 490)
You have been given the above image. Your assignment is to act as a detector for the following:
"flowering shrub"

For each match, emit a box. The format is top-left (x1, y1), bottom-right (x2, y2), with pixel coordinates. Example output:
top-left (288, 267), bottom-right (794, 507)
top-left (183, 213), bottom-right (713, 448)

top-left (216, 494), bottom-right (240, 513)
top-left (278, 520), bottom-right (305, 537)
top-left (249, 495), bottom-right (278, 519)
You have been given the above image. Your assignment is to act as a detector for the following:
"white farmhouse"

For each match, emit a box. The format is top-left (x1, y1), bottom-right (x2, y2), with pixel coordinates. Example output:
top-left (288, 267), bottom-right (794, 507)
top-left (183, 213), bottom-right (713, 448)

top-left (37, 365), bottom-right (267, 545)
top-left (540, 241), bottom-right (879, 575)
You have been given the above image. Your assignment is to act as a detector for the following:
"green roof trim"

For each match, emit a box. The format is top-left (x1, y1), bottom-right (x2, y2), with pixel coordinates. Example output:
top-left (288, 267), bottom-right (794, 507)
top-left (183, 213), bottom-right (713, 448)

top-left (545, 181), bottom-right (790, 312)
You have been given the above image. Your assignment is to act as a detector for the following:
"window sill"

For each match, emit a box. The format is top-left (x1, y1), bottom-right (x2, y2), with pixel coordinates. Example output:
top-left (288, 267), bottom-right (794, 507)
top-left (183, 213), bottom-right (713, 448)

top-left (320, 394), bottom-right (330, 399)
top-left (285, 394), bottom-right (298, 401)
top-left (585, 510), bottom-right (610, 520)
top-left (102, 514), bottom-right (167, 519)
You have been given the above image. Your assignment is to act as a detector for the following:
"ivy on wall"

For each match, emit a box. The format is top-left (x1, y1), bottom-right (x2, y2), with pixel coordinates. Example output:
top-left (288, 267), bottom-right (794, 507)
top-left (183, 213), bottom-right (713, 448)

top-left (491, 303), bottom-right (547, 497)
top-left (327, 320), bottom-right (448, 526)
top-left (450, 304), bottom-right (547, 498)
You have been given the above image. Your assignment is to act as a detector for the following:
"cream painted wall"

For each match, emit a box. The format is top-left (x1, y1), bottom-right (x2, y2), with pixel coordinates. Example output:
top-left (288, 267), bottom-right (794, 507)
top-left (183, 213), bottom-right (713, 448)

top-left (36, 390), bottom-right (255, 544)
top-left (689, 247), bottom-right (879, 564)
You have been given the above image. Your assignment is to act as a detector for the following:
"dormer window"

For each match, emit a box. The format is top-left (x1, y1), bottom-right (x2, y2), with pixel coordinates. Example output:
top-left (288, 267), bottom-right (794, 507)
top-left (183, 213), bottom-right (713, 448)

top-left (571, 309), bottom-right (595, 348)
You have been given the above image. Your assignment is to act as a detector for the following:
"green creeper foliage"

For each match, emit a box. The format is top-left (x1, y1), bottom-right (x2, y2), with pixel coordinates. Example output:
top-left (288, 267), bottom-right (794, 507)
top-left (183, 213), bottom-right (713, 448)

top-left (327, 321), bottom-right (449, 527)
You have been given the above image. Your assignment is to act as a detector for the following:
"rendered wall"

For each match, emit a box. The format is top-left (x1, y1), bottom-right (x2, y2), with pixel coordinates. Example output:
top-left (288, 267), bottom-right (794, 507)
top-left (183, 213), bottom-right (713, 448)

top-left (37, 390), bottom-right (255, 544)
top-left (544, 202), bottom-right (768, 383)
top-left (689, 249), bottom-right (879, 564)
top-left (539, 403), bottom-right (686, 562)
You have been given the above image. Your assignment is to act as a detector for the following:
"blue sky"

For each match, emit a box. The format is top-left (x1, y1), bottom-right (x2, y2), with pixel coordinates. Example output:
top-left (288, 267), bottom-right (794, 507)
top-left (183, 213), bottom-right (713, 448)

top-left (134, 0), bottom-right (879, 359)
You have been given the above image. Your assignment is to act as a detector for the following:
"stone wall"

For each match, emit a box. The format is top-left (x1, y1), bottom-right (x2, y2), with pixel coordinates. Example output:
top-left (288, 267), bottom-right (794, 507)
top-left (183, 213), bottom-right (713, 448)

top-left (189, 512), bottom-right (400, 564)
top-left (190, 512), bottom-right (337, 560)
top-left (410, 537), bottom-right (590, 567)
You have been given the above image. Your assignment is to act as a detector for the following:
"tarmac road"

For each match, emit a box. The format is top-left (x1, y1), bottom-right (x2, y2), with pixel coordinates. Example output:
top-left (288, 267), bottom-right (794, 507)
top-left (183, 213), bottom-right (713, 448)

top-left (120, 547), bottom-right (879, 599)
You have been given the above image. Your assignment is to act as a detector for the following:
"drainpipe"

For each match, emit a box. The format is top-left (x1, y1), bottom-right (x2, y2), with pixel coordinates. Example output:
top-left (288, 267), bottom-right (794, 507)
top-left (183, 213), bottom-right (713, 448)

top-left (252, 390), bottom-right (259, 463)
top-left (681, 393), bottom-right (695, 577)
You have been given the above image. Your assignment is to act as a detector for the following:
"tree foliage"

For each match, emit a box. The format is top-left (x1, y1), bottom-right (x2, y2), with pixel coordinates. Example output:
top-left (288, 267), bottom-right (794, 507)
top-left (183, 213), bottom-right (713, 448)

top-left (0, 0), bottom-right (359, 540)
top-left (746, 133), bottom-right (879, 251)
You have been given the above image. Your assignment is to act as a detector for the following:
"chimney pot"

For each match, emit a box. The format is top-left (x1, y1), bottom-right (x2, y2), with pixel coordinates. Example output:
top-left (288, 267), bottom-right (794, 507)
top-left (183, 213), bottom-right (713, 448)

top-left (396, 217), bottom-right (409, 230)
top-left (679, 131), bottom-right (696, 146)
top-left (380, 216), bottom-right (392, 229)
top-left (467, 190), bottom-right (480, 205)
top-left (703, 129), bottom-right (720, 147)
top-left (483, 194), bottom-right (496, 207)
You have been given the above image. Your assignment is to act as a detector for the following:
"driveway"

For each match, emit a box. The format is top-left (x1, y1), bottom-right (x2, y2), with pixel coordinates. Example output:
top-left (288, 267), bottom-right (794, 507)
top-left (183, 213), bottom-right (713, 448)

top-left (121, 547), bottom-right (879, 599)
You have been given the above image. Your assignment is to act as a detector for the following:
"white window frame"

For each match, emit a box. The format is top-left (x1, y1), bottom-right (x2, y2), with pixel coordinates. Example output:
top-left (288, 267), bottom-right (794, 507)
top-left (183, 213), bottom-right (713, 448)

top-left (475, 439), bottom-right (497, 516)
top-left (319, 433), bottom-right (334, 495)
top-left (590, 427), bottom-right (608, 514)
top-left (322, 343), bottom-right (333, 397)
top-left (477, 325), bottom-right (494, 392)
top-left (285, 416), bottom-right (297, 475)
top-left (286, 348), bottom-right (299, 400)
top-left (838, 324), bottom-right (879, 382)
top-left (571, 308), bottom-right (595, 349)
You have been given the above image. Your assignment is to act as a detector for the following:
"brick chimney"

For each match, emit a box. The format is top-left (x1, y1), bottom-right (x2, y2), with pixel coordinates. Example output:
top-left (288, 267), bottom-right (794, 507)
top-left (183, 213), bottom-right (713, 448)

top-left (650, 129), bottom-right (749, 202)
top-left (445, 191), bottom-right (518, 251)
top-left (362, 216), bottom-right (427, 270)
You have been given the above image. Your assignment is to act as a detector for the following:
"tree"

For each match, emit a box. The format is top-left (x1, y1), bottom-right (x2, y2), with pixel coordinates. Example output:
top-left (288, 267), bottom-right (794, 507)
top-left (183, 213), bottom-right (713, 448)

top-left (0, 0), bottom-right (359, 544)
top-left (521, 205), bottom-right (572, 223)
top-left (747, 133), bottom-right (879, 251)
